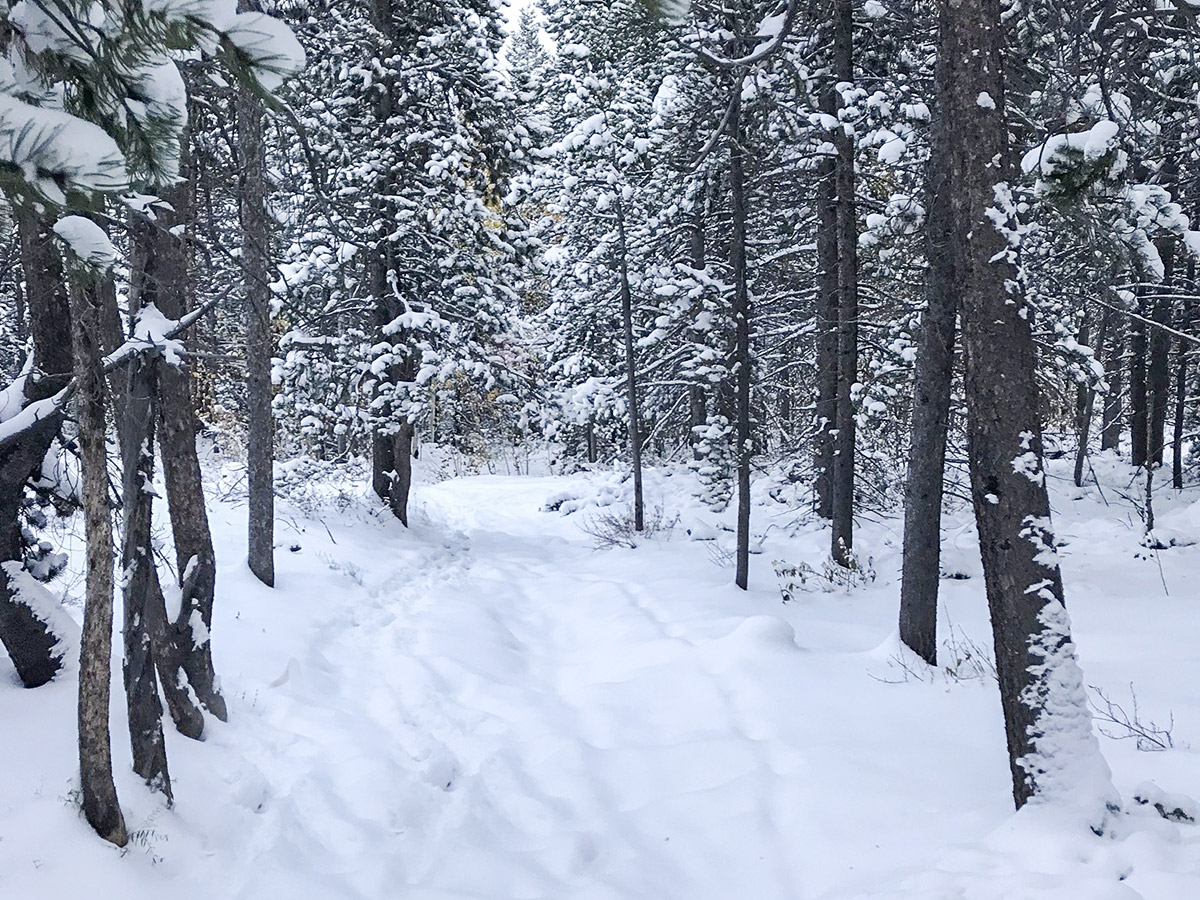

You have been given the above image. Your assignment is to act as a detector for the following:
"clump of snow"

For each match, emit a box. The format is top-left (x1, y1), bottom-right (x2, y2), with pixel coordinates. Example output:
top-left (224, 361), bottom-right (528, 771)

top-left (1021, 120), bottom-right (1121, 176)
top-left (977, 91), bottom-right (997, 110)
top-left (133, 303), bottom-right (186, 366)
top-left (52, 216), bottom-right (117, 269)
top-left (225, 13), bottom-right (307, 91)
top-left (1019, 596), bottom-right (1119, 830)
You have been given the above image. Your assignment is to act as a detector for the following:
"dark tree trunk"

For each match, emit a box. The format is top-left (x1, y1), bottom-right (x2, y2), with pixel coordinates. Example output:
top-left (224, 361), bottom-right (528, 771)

top-left (0, 212), bottom-right (75, 688)
top-left (729, 91), bottom-right (752, 590)
top-left (945, 0), bottom-right (1109, 811)
top-left (373, 429), bottom-right (395, 502)
top-left (688, 196), bottom-right (708, 459)
top-left (813, 86), bottom-right (839, 520)
top-left (115, 343), bottom-right (172, 798)
top-left (586, 416), bottom-right (598, 464)
top-left (147, 173), bottom-right (228, 726)
top-left (238, 82), bottom-right (275, 588)
top-left (390, 423), bottom-right (415, 526)
top-left (831, 0), bottom-right (859, 567)
top-left (614, 195), bottom-right (645, 532)
top-left (69, 267), bottom-right (128, 847)
top-left (1148, 237), bottom-right (1175, 467)
top-left (1130, 291), bottom-right (1148, 467)
top-left (1172, 340), bottom-right (1187, 489)
top-left (1101, 319), bottom-right (1124, 452)
top-left (120, 207), bottom-right (211, 740)
top-left (899, 44), bottom-right (959, 665)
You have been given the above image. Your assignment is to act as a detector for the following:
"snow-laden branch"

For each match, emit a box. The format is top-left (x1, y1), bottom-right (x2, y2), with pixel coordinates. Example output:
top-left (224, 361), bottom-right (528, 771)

top-left (691, 0), bottom-right (799, 69)
top-left (0, 296), bottom-right (219, 452)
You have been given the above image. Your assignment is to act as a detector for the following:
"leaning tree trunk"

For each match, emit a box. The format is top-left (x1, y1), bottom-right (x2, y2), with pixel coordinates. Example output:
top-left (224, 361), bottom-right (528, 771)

top-left (114, 330), bottom-right (173, 799)
top-left (148, 168), bottom-right (228, 726)
top-left (728, 90), bottom-right (753, 590)
top-left (68, 263), bottom-right (128, 847)
top-left (93, 261), bottom-right (174, 794)
top-left (120, 204), bottom-right (210, 741)
top-left (946, 0), bottom-right (1113, 813)
top-left (238, 80), bottom-right (275, 588)
top-left (898, 48), bottom-right (959, 665)
top-left (0, 212), bottom-right (76, 688)
top-left (831, 0), bottom-right (859, 568)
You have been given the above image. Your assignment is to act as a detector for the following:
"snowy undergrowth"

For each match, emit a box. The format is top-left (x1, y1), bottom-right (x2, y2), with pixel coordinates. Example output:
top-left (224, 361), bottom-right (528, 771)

top-left (2, 450), bottom-right (1200, 899)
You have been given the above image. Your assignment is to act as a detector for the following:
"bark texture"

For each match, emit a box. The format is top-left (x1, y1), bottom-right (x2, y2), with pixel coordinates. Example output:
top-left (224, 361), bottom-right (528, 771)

top-left (944, 0), bottom-right (1108, 810)
top-left (238, 82), bottom-right (276, 587)
top-left (0, 212), bottom-right (75, 687)
top-left (830, 0), bottom-right (859, 567)
top-left (70, 269), bottom-right (128, 847)
top-left (898, 48), bottom-right (959, 665)
top-left (729, 90), bottom-right (752, 590)
top-left (148, 176), bottom-right (228, 726)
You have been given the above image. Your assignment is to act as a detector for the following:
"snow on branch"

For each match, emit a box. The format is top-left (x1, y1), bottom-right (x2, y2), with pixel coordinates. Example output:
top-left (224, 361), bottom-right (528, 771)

top-left (691, 0), bottom-right (799, 69)
top-left (0, 295), bottom-right (219, 452)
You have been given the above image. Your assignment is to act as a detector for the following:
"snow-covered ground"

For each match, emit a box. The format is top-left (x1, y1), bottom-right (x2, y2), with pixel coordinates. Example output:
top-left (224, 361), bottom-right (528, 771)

top-left (3, 452), bottom-right (1200, 899)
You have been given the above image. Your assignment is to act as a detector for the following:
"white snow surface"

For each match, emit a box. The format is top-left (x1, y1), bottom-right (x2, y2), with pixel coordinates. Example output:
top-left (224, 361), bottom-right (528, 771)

top-left (3, 452), bottom-right (1200, 899)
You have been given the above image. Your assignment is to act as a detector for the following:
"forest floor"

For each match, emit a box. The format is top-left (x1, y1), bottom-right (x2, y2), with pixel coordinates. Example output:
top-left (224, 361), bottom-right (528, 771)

top-left (3, 450), bottom-right (1200, 899)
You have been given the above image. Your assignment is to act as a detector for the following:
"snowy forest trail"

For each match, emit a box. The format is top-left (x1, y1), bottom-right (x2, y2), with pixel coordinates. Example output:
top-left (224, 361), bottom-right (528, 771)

top-left (5, 466), bottom-right (1200, 900)
top-left (191, 474), bottom-right (1002, 900)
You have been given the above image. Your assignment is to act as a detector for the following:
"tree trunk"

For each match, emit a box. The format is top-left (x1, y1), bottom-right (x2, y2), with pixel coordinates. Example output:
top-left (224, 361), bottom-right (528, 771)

top-left (121, 207), bottom-right (211, 740)
top-left (688, 196), bottom-right (708, 460)
top-left (1100, 318), bottom-right (1124, 452)
top-left (899, 44), bottom-right (959, 665)
top-left (238, 81), bottom-right (275, 588)
top-left (1129, 290), bottom-right (1148, 467)
top-left (813, 85), bottom-right (839, 519)
top-left (1172, 339), bottom-right (1187, 489)
top-left (614, 194), bottom-right (645, 532)
top-left (831, 0), bottom-right (859, 567)
top-left (148, 172), bottom-right (228, 726)
top-left (0, 212), bottom-right (76, 688)
top-left (69, 268), bottom-right (128, 847)
top-left (115, 341), bottom-right (173, 798)
top-left (946, 0), bottom-right (1112, 813)
top-left (1148, 238), bottom-right (1175, 468)
top-left (729, 90), bottom-right (752, 590)
top-left (390, 423), bottom-right (415, 526)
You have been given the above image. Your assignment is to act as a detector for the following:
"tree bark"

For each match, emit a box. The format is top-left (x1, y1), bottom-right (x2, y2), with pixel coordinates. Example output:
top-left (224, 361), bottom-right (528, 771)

top-left (831, 0), bottom-right (859, 567)
top-left (614, 194), bottom-right (645, 532)
top-left (115, 340), bottom-right (173, 798)
top-left (0, 212), bottom-right (75, 688)
top-left (813, 85), bottom-right (839, 520)
top-left (121, 205), bottom-right (211, 741)
top-left (238, 81), bottom-right (275, 587)
top-left (1101, 318), bottom-right (1124, 452)
top-left (1129, 290), bottom-right (1148, 467)
top-left (148, 173), bottom-right (228, 726)
top-left (729, 90), bottom-right (752, 590)
top-left (899, 42), bottom-right (959, 665)
top-left (69, 268), bottom-right (128, 847)
top-left (1172, 341), bottom-right (1186, 489)
top-left (1148, 237), bottom-right (1175, 468)
top-left (946, 0), bottom-right (1111, 811)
